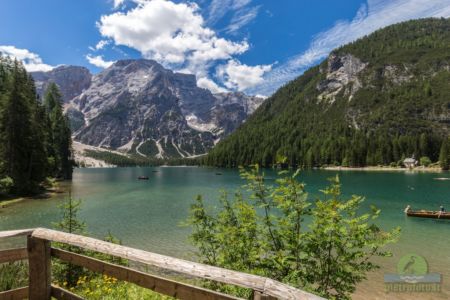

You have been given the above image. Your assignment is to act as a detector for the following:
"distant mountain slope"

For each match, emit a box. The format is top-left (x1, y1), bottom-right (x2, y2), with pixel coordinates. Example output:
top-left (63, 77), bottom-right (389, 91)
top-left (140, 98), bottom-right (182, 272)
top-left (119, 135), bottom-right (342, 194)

top-left (32, 59), bottom-right (263, 158)
top-left (32, 65), bottom-right (92, 103)
top-left (206, 18), bottom-right (450, 167)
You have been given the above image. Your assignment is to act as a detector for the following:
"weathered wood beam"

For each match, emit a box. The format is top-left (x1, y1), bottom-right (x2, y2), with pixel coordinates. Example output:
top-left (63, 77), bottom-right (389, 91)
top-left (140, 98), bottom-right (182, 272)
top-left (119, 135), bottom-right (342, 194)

top-left (0, 286), bottom-right (28, 300)
top-left (33, 228), bottom-right (324, 300)
top-left (27, 236), bottom-right (51, 300)
top-left (0, 248), bottom-right (27, 264)
top-left (51, 248), bottom-right (241, 300)
top-left (0, 229), bottom-right (34, 239)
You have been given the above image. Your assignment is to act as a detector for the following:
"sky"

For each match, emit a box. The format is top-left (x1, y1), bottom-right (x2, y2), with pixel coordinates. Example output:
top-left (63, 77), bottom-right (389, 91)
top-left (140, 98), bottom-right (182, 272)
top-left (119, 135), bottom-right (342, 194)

top-left (0, 0), bottom-right (449, 96)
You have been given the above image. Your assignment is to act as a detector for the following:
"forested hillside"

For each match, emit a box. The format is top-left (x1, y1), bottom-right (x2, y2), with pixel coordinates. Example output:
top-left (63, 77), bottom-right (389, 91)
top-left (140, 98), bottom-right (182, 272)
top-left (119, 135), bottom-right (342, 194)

top-left (206, 18), bottom-right (450, 168)
top-left (0, 56), bottom-right (72, 195)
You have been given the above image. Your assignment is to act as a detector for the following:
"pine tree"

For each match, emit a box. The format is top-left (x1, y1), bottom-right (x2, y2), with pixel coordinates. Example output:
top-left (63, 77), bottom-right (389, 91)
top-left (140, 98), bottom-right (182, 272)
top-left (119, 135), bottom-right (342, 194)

top-left (439, 138), bottom-right (449, 171)
top-left (0, 61), bottom-right (36, 194)
top-left (43, 83), bottom-right (73, 179)
top-left (53, 196), bottom-right (87, 286)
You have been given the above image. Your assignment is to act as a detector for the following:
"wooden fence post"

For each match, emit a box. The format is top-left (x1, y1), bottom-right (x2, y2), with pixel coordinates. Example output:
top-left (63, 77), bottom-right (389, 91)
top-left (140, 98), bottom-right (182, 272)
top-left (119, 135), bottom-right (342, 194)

top-left (28, 235), bottom-right (51, 300)
top-left (253, 291), bottom-right (278, 300)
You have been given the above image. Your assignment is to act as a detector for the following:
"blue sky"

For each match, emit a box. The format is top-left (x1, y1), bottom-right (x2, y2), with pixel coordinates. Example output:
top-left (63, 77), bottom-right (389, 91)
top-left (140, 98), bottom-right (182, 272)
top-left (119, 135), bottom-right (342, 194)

top-left (1, 0), bottom-right (449, 96)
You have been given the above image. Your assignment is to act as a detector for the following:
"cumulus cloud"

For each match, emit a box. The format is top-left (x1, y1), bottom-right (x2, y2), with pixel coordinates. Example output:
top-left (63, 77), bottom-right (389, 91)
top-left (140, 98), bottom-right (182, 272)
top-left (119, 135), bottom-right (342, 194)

top-left (197, 77), bottom-right (228, 93)
top-left (98, 0), bottom-right (248, 68)
top-left (86, 54), bottom-right (115, 68)
top-left (217, 60), bottom-right (272, 91)
top-left (250, 0), bottom-right (450, 96)
top-left (94, 0), bottom-right (271, 93)
top-left (0, 45), bottom-right (53, 72)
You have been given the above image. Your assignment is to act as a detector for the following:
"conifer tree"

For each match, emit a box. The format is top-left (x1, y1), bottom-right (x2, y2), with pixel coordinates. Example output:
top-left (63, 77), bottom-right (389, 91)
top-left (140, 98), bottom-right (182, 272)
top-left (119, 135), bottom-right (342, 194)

top-left (43, 83), bottom-right (73, 179)
top-left (53, 196), bottom-right (87, 286)
top-left (0, 60), bottom-right (37, 193)
top-left (439, 138), bottom-right (449, 170)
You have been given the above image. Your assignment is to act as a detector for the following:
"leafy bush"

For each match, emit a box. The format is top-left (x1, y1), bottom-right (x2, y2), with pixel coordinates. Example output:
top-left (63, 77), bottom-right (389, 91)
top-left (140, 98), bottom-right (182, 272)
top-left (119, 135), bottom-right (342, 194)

top-left (186, 165), bottom-right (400, 299)
top-left (65, 275), bottom-right (172, 300)
top-left (419, 156), bottom-right (432, 167)
top-left (0, 176), bottom-right (13, 194)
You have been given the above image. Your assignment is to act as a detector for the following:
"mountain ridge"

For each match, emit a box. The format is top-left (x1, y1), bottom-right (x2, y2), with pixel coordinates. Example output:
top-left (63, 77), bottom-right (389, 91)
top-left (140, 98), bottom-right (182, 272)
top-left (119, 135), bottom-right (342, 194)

top-left (32, 59), bottom-right (264, 159)
top-left (206, 18), bottom-right (450, 167)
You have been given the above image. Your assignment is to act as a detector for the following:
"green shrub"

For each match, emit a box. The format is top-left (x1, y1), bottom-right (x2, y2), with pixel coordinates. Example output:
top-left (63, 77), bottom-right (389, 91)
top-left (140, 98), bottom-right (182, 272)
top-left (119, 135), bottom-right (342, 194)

top-left (419, 156), bottom-right (432, 167)
top-left (0, 177), bottom-right (13, 194)
top-left (71, 275), bottom-right (173, 299)
top-left (186, 165), bottom-right (400, 299)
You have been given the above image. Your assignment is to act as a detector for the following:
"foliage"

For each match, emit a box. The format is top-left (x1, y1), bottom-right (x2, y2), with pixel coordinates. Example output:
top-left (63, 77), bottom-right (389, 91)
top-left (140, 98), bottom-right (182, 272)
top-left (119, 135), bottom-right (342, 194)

top-left (0, 56), bottom-right (73, 196)
top-left (52, 195), bottom-right (128, 296)
top-left (43, 83), bottom-right (73, 179)
top-left (205, 18), bottom-right (450, 170)
top-left (186, 165), bottom-right (400, 299)
top-left (419, 156), bottom-right (432, 167)
top-left (0, 261), bottom-right (28, 292)
top-left (0, 176), bottom-right (13, 194)
top-left (52, 196), bottom-right (88, 286)
top-left (83, 149), bottom-right (201, 167)
top-left (439, 138), bottom-right (449, 170)
top-left (69, 275), bottom-right (173, 300)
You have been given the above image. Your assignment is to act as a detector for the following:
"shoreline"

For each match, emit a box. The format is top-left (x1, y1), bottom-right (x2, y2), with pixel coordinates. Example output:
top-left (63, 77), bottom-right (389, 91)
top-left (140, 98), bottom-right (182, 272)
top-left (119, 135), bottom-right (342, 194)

top-left (0, 184), bottom-right (68, 208)
top-left (322, 165), bottom-right (443, 173)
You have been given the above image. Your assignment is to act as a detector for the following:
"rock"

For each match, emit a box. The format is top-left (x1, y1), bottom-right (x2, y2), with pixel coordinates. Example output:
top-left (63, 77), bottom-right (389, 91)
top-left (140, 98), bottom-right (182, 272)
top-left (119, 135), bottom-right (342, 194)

top-left (32, 66), bottom-right (92, 103)
top-left (52, 59), bottom-right (265, 158)
top-left (317, 54), bottom-right (367, 103)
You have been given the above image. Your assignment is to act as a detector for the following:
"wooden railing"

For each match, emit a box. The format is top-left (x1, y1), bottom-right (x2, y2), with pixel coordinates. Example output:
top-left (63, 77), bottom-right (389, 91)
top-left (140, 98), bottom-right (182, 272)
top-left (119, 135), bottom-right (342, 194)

top-left (0, 228), bottom-right (325, 300)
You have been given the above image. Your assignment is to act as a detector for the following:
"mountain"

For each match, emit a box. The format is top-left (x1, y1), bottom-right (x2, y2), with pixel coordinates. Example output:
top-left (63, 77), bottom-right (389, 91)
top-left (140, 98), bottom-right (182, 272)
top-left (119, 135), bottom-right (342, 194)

top-left (32, 65), bottom-right (92, 103)
top-left (33, 59), bottom-right (263, 159)
top-left (206, 18), bottom-right (450, 167)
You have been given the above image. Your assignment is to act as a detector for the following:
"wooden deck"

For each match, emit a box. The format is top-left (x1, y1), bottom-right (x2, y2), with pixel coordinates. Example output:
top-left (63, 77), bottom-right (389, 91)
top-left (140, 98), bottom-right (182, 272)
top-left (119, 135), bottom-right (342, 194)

top-left (0, 228), bottom-right (325, 300)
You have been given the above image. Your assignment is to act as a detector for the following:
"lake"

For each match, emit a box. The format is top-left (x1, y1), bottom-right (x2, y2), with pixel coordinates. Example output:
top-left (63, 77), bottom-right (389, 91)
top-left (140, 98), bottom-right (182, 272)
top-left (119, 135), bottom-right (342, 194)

top-left (1, 167), bottom-right (450, 299)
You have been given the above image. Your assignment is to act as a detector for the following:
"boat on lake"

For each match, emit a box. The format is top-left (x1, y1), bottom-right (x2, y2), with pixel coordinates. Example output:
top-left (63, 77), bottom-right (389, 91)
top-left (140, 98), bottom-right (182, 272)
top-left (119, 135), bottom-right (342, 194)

top-left (138, 176), bottom-right (149, 180)
top-left (405, 209), bottom-right (450, 219)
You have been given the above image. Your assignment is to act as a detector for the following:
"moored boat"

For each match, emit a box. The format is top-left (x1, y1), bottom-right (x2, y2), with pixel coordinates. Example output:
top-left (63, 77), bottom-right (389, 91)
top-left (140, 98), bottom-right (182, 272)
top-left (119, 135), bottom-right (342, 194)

top-left (406, 210), bottom-right (450, 219)
top-left (138, 176), bottom-right (149, 180)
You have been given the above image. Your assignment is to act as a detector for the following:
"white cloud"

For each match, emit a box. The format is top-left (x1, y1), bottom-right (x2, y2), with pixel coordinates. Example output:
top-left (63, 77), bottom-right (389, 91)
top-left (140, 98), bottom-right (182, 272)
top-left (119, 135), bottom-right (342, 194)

top-left (226, 5), bottom-right (260, 34)
top-left (95, 40), bottom-right (110, 50)
top-left (113, 0), bottom-right (125, 9)
top-left (86, 54), bottom-right (115, 68)
top-left (251, 0), bottom-right (450, 95)
top-left (96, 0), bottom-right (262, 93)
top-left (217, 59), bottom-right (272, 91)
top-left (197, 77), bottom-right (228, 93)
top-left (98, 0), bottom-right (248, 68)
top-left (88, 40), bottom-right (110, 52)
top-left (207, 0), bottom-right (259, 33)
top-left (0, 45), bottom-right (53, 72)
top-left (207, 0), bottom-right (232, 24)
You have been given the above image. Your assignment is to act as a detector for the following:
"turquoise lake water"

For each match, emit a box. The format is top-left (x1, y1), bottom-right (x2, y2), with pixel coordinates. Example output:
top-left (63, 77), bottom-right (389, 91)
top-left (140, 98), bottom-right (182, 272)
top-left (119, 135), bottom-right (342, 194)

top-left (1, 167), bottom-right (450, 299)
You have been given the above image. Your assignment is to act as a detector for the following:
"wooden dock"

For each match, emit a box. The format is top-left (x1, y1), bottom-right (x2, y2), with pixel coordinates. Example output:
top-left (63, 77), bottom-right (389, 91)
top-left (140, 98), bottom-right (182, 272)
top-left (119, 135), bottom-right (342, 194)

top-left (0, 228), bottom-right (324, 300)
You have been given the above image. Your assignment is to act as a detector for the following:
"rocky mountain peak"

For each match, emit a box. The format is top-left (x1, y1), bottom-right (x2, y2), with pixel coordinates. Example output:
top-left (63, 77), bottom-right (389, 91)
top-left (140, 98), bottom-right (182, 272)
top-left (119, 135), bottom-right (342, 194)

top-left (32, 65), bottom-right (92, 103)
top-left (35, 59), bottom-right (266, 158)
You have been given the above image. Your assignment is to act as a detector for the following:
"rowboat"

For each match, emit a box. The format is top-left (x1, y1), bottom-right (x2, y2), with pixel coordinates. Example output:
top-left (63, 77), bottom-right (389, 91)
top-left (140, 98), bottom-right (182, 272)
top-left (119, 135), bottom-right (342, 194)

top-left (406, 210), bottom-right (450, 219)
top-left (138, 176), bottom-right (149, 180)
